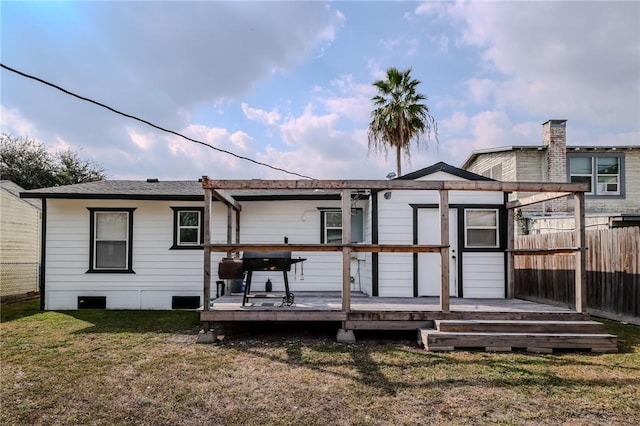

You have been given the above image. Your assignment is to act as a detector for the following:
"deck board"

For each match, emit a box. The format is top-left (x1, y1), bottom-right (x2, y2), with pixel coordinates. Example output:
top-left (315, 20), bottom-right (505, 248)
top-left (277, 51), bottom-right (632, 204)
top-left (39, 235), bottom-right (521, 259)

top-left (208, 292), bottom-right (574, 312)
top-left (200, 293), bottom-right (587, 323)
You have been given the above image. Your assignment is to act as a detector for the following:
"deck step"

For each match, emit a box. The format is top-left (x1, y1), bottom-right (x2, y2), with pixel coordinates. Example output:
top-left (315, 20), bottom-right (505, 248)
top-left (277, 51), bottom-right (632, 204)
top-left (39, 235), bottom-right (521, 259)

top-left (418, 330), bottom-right (618, 353)
top-left (434, 319), bottom-right (607, 334)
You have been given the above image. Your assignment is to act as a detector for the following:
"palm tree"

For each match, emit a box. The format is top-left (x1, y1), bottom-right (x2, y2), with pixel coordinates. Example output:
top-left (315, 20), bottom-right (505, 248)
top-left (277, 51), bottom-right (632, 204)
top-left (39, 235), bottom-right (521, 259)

top-left (368, 67), bottom-right (438, 177)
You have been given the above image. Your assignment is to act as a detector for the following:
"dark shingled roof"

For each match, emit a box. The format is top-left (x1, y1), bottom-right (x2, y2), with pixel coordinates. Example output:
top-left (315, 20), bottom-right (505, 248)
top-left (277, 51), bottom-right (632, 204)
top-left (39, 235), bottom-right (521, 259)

top-left (19, 180), bottom-right (342, 201)
top-left (396, 161), bottom-right (493, 181)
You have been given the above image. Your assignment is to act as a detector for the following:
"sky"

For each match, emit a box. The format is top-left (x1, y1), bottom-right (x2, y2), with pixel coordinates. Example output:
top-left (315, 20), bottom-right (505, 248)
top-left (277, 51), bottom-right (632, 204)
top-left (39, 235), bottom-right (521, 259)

top-left (1, 1), bottom-right (639, 181)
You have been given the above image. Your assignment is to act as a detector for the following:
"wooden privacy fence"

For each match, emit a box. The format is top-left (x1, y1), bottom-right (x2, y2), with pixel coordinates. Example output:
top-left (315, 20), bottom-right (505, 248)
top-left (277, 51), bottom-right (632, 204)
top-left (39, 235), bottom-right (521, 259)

top-left (514, 226), bottom-right (640, 321)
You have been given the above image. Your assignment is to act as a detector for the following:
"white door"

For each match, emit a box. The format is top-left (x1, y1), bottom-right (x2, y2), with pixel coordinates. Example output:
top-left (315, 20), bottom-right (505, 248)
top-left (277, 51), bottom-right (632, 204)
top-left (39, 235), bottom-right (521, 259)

top-left (417, 209), bottom-right (458, 296)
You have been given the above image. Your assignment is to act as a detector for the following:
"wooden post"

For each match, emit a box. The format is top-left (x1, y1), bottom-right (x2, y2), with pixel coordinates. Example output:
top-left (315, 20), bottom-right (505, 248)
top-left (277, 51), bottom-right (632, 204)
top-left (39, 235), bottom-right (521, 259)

top-left (507, 207), bottom-right (515, 299)
top-left (574, 192), bottom-right (587, 313)
top-left (439, 189), bottom-right (450, 313)
top-left (203, 189), bottom-right (212, 315)
top-left (235, 210), bottom-right (241, 246)
top-left (342, 189), bottom-right (352, 313)
top-left (226, 204), bottom-right (233, 260)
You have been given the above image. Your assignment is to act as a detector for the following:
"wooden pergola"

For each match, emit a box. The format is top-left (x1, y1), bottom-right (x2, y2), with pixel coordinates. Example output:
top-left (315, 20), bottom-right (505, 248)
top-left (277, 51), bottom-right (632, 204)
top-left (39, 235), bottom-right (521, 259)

top-left (200, 177), bottom-right (590, 332)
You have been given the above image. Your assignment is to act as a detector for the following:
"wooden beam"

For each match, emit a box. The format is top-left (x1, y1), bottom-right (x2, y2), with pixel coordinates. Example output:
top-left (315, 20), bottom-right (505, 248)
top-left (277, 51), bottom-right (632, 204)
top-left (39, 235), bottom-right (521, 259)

top-left (204, 243), bottom-right (448, 253)
top-left (201, 176), bottom-right (589, 193)
top-left (506, 192), bottom-right (571, 209)
top-left (201, 310), bottom-right (348, 322)
top-left (352, 244), bottom-right (446, 253)
top-left (507, 208), bottom-right (515, 299)
top-left (439, 189), bottom-right (450, 313)
top-left (203, 189), bottom-right (212, 313)
top-left (210, 187), bottom-right (241, 211)
top-left (342, 189), bottom-right (352, 313)
top-left (509, 247), bottom-right (580, 255)
top-left (575, 192), bottom-right (587, 313)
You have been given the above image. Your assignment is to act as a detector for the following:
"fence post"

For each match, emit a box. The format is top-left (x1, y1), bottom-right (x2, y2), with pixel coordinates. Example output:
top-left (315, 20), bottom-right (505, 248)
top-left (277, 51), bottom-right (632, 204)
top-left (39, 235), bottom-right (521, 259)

top-left (507, 207), bottom-right (515, 298)
top-left (574, 192), bottom-right (587, 313)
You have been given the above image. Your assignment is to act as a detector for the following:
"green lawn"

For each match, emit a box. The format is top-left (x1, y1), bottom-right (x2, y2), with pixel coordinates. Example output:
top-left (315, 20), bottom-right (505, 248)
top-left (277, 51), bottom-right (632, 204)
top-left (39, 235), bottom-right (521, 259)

top-left (2, 299), bottom-right (639, 425)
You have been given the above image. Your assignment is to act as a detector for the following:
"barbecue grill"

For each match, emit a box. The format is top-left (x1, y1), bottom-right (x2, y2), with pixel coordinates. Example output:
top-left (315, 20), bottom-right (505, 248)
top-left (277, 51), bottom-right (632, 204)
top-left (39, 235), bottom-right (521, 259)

top-left (242, 251), bottom-right (305, 306)
top-left (218, 251), bottom-right (306, 306)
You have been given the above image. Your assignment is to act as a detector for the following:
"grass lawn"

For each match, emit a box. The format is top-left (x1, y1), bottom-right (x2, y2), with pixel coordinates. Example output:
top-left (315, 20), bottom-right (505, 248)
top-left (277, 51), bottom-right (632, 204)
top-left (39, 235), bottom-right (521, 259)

top-left (1, 299), bottom-right (639, 425)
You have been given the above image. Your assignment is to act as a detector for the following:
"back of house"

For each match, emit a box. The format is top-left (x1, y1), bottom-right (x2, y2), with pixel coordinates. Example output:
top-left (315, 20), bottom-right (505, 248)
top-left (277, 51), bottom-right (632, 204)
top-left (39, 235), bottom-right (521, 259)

top-left (20, 162), bottom-right (510, 310)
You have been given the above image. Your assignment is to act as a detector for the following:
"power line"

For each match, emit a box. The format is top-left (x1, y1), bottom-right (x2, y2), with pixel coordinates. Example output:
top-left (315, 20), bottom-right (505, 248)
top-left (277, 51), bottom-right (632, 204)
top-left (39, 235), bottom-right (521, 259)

top-left (1, 63), bottom-right (314, 180)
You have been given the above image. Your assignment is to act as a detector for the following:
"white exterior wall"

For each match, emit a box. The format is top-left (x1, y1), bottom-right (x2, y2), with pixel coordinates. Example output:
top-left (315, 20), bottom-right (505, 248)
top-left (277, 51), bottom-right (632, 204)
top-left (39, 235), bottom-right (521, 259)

top-left (1, 182), bottom-right (41, 297)
top-left (44, 196), bottom-right (373, 309)
top-left (376, 171), bottom-right (505, 298)
top-left (358, 199), bottom-right (373, 295)
top-left (42, 171), bottom-right (509, 308)
top-left (461, 253), bottom-right (505, 298)
top-left (45, 199), bottom-right (203, 310)
top-left (209, 198), bottom-right (370, 293)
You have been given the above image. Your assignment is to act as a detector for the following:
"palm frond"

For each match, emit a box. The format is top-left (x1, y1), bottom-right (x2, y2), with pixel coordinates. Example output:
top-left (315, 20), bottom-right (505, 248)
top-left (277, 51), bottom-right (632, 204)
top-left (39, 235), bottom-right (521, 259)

top-left (367, 67), bottom-right (438, 175)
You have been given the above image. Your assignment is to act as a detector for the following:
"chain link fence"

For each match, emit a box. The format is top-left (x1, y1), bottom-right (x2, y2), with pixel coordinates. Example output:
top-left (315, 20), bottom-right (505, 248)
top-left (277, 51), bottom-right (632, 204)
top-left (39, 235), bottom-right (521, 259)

top-left (1, 262), bottom-right (40, 298)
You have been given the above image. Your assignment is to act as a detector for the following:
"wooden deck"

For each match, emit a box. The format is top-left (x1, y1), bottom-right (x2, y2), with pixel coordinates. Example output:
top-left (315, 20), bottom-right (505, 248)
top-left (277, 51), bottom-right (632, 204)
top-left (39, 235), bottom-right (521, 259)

top-left (200, 292), bottom-right (589, 327)
top-left (198, 293), bottom-right (618, 351)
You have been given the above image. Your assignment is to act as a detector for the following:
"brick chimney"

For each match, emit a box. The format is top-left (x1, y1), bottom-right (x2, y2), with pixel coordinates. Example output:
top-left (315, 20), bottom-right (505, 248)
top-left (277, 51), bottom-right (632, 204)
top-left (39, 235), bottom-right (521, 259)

top-left (542, 119), bottom-right (567, 212)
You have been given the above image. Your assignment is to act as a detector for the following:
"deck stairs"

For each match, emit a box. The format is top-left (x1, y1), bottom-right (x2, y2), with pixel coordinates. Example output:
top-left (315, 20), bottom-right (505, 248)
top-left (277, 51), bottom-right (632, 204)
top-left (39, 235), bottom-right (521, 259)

top-left (418, 319), bottom-right (618, 353)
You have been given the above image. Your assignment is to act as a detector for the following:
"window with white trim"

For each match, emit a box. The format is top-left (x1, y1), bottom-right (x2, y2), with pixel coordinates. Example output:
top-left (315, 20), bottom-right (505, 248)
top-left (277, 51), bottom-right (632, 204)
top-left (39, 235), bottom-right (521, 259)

top-left (88, 208), bottom-right (135, 272)
top-left (171, 207), bottom-right (204, 249)
top-left (320, 209), bottom-right (364, 243)
top-left (465, 209), bottom-right (499, 248)
top-left (569, 155), bottom-right (622, 196)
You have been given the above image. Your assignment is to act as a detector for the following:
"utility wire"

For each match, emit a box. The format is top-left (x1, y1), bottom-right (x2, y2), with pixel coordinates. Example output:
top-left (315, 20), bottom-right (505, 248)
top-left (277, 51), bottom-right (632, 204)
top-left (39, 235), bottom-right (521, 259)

top-left (1, 63), bottom-right (315, 180)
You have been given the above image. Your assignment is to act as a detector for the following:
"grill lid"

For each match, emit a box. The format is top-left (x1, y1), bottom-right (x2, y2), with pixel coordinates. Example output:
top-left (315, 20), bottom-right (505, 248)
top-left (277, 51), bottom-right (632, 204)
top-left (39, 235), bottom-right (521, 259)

top-left (242, 251), bottom-right (291, 260)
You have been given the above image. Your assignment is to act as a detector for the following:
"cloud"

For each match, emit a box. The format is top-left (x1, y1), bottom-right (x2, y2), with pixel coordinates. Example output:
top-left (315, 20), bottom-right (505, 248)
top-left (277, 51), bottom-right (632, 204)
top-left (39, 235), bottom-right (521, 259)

top-left (241, 103), bottom-right (281, 125)
top-left (447, 1), bottom-right (640, 126)
top-left (440, 111), bottom-right (469, 135)
top-left (3, 1), bottom-right (636, 183)
top-left (432, 34), bottom-right (449, 53)
top-left (1, 2), bottom-right (344, 178)
top-left (127, 128), bottom-right (155, 150)
top-left (278, 105), bottom-right (342, 150)
top-left (46, 136), bottom-right (72, 154)
top-left (0, 105), bottom-right (34, 136)
top-left (437, 110), bottom-right (543, 167)
top-left (465, 78), bottom-right (496, 105)
top-left (318, 75), bottom-right (375, 122)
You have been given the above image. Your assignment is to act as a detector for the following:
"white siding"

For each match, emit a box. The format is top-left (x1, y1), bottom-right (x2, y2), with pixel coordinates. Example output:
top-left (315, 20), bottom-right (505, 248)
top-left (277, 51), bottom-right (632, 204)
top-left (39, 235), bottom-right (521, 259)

top-left (42, 171), bottom-right (508, 307)
top-left (462, 252), bottom-right (505, 298)
top-left (44, 197), bottom-right (373, 309)
top-left (376, 189), bottom-right (416, 297)
top-left (377, 253), bottom-right (414, 297)
top-left (376, 170), bottom-right (505, 297)
top-left (45, 199), bottom-right (203, 310)
top-left (1, 182), bottom-right (41, 297)
top-left (209, 199), bottom-right (369, 293)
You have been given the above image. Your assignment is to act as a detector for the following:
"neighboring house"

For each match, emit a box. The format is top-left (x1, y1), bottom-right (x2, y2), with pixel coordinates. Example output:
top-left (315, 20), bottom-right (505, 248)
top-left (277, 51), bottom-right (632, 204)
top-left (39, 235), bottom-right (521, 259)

top-left (20, 162), bottom-right (508, 310)
top-left (1, 181), bottom-right (41, 299)
top-left (461, 119), bottom-right (640, 233)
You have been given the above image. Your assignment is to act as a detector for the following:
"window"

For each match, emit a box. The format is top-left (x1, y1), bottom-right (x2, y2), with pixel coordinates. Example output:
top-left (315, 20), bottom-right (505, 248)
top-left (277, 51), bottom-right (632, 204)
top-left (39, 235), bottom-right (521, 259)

top-left (320, 209), bottom-right (364, 243)
top-left (465, 209), bottom-right (498, 248)
top-left (569, 155), bottom-right (623, 196)
top-left (88, 208), bottom-right (135, 273)
top-left (171, 207), bottom-right (204, 249)
top-left (482, 164), bottom-right (503, 180)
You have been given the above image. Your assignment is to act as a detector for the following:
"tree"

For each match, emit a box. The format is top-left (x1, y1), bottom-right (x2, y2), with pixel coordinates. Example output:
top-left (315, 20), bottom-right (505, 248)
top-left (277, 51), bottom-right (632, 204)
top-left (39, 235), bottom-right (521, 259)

top-left (368, 67), bottom-right (438, 177)
top-left (0, 134), bottom-right (106, 190)
top-left (55, 149), bottom-right (106, 186)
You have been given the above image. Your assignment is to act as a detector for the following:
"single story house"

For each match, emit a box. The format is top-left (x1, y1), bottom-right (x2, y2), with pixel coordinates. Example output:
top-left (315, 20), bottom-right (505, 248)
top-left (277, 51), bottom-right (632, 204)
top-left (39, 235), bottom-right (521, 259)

top-left (21, 162), bottom-right (510, 310)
